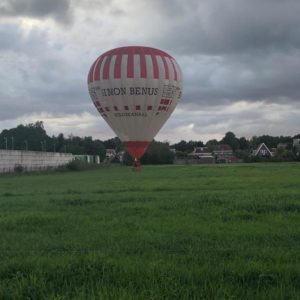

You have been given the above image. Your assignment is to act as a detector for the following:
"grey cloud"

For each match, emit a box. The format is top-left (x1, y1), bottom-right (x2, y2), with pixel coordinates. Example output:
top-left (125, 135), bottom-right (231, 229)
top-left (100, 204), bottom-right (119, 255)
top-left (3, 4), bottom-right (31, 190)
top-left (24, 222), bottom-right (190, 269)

top-left (180, 49), bottom-right (300, 107)
top-left (73, 0), bottom-right (121, 14)
top-left (0, 0), bottom-right (71, 23)
top-left (0, 23), bottom-right (54, 58)
top-left (117, 0), bottom-right (300, 108)
top-left (1, 0), bottom-right (300, 141)
top-left (0, 24), bottom-right (22, 51)
top-left (0, 24), bottom-right (90, 121)
top-left (143, 0), bottom-right (197, 17)
top-left (154, 0), bottom-right (300, 55)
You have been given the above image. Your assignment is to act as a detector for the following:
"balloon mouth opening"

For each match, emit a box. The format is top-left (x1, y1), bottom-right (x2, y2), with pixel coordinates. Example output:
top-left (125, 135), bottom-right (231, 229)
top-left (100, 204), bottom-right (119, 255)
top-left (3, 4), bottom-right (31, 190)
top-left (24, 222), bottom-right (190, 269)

top-left (123, 141), bottom-right (150, 160)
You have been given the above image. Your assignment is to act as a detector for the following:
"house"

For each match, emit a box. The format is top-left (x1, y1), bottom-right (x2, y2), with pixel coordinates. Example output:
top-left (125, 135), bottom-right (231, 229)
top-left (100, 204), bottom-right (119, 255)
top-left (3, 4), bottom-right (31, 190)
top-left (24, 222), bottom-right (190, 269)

top-left (188, 147), bottom-right (214, 164)
top-left (293, 139), bottom-right (300, 148)
top-left (105, 149), bottom-right (116, 159)
top-left (251, 143), bottom-right (274, 157)
top-left (189, 147), bottom-right (212, 157)
top-left (271, 148), bottom-right (277, 155)
top-left (293, 139), bottom-right (300, 155)
top-left (212, 144), bottom-right (235, 163)
top-left (277, 143), bottom-right (288, 149)
top-left (116, 151), bottom-right (125, 163)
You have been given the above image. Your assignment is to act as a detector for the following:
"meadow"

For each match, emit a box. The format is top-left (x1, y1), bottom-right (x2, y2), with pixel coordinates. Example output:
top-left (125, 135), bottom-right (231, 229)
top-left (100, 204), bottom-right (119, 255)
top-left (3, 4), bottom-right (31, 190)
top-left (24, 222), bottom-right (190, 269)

top-left (0, 163), bottom-right (299, 299)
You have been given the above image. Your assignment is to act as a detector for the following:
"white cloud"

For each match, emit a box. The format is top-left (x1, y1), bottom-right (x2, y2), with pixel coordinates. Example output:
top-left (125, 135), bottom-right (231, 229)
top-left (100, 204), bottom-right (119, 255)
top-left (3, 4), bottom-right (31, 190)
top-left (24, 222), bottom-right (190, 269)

top-left (157, 101), bottom-right (300, 143)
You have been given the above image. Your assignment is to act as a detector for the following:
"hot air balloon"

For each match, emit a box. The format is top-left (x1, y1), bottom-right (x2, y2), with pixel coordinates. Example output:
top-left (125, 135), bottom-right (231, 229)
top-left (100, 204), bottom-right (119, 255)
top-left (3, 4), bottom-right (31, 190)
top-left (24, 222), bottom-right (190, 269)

top-left (87, 46), bottom-right (182, 166)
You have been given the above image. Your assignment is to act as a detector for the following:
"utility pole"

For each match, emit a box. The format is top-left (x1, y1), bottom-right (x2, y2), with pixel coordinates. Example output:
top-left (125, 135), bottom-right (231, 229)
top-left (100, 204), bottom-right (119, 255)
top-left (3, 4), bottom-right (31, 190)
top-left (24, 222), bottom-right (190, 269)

top-left (24, 140), bottom-right (28, 151)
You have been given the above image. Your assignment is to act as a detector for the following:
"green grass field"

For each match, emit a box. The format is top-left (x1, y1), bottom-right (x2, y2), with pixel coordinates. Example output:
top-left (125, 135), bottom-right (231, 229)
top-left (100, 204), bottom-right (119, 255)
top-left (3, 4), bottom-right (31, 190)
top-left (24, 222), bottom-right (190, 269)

top-left (0, 163), bottom-right (300, 299)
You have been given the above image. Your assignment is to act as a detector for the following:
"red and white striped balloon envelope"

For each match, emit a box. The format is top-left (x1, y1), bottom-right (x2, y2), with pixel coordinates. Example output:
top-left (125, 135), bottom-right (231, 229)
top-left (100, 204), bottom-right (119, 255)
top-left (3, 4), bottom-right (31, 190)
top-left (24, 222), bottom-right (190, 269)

top-left (87, 46), bottom-right (183, 160)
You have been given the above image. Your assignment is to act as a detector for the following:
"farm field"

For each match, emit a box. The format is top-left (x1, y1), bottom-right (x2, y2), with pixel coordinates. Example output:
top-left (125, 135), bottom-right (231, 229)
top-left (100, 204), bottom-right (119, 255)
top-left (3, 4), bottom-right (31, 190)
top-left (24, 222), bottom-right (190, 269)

top-left (0, 163), bottom-right (300, 299)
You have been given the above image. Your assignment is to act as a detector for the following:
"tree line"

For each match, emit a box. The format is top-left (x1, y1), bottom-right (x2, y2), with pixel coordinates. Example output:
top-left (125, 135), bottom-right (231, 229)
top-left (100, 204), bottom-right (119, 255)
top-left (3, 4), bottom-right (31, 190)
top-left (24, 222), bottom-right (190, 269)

top-left (0, 122), bottom-right (106, 161)
top-left (0, 122), bottom-right (299, 164)
top-left (172, 131), bottom-right (300, 153)
top-left (172, 131), bottom-right (300, 162)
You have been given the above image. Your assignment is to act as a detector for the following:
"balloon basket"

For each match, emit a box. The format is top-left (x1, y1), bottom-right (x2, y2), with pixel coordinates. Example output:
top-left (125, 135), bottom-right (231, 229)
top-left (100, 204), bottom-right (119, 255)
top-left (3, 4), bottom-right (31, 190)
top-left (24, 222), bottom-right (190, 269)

top-left (132, 160), bottom-right (141, 172)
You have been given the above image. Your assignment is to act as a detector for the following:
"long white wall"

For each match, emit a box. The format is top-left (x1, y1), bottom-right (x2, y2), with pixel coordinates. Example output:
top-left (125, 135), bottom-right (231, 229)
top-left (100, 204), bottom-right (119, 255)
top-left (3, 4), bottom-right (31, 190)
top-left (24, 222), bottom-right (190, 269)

top-left (0, 150), bottom-right (74, 173)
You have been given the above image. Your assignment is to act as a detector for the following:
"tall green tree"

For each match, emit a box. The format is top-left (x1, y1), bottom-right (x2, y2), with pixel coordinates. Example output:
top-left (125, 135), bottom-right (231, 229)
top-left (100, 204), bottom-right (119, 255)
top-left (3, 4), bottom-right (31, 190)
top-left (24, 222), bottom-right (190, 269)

top-left (171, 140), bottom-right (204, 153)
top-left (221, 132), bottom-right (239, 151)
top-left (239, 137), bottom-right (250, 150)
top-left (206, 139), bottom-right (219, 152)
top-left (0, 121), bottom-right (51, 151)
top-left (141, 141), bottom-right (174, 164)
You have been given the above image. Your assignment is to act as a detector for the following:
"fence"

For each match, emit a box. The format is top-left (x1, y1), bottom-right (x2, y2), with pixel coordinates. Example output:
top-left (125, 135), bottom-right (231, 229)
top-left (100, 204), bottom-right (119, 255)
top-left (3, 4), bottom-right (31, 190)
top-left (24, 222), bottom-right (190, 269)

top-left (0, 150), bottom-right (74, 173)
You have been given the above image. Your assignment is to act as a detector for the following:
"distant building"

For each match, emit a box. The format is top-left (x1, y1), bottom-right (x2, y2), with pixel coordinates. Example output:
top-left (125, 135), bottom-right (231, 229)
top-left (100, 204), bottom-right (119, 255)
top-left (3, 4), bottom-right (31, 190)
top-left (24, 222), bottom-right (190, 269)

top-left (251, 143), bottom-right (274, 157)
top-left (293, 139), bottom-right (300, 148)
top-left (189, 147), bottom-right (211, 157)
top-left (105, 149), bottom-right (116, 159)
top-left (277, 143), bottom-right (288, 149)
top-left (117, 151), bottom-right (125, 163)
top-left (293, 139), bottom-right (300, 155)
top-left (271, 148), bottom-right (277, 155)
top-left (212, 144), bottom-right (235, 163)
top-left (188, 147), bottom-right (214, 164)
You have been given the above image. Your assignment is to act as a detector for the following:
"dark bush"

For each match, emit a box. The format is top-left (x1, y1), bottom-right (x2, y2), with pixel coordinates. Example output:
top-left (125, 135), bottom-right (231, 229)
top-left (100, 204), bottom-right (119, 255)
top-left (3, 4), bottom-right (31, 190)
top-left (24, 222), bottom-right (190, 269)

top-left (141, 141), bottom-right (174, 165)
top-left (14, 165), bottom-right (24, 173)
top-left (65, 160), bottom-right (100, 171)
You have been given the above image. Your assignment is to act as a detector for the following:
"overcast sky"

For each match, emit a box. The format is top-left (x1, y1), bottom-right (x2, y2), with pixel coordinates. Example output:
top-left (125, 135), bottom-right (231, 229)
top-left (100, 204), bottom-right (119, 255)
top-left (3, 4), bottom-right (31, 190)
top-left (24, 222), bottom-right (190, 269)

top-left (1, 0), bottom-right (300, 143)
